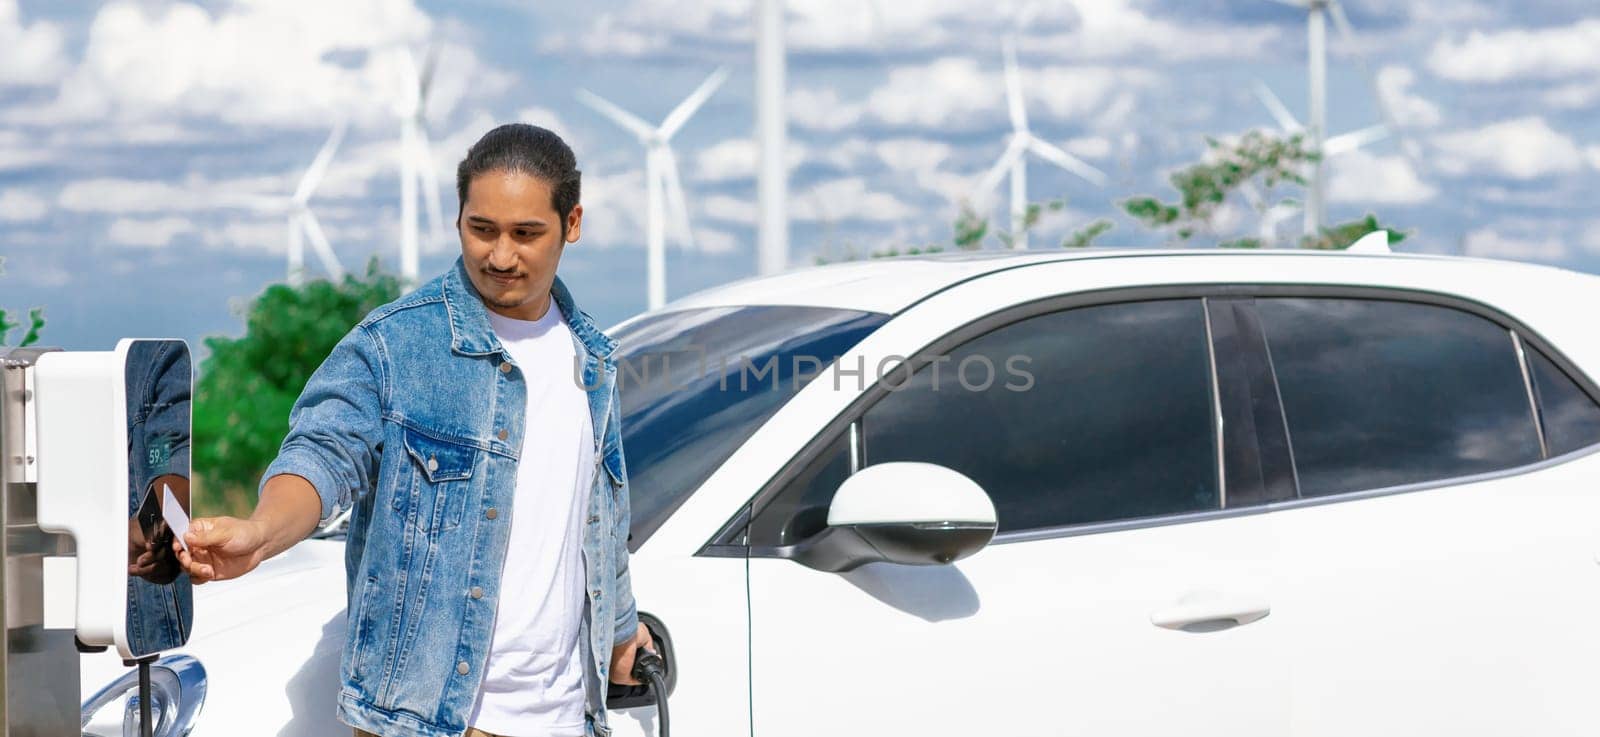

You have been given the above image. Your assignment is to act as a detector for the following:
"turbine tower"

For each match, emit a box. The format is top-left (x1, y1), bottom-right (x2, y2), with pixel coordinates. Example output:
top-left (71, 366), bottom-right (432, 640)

top-left (395, 45), bottom-right (448, 288)
top-left (255, 122), bottom-right (347, 287)
top-left (1265, 0), bottom-right (1416, 235)
top-left (578, 67), bottom-right (729, 310)
top-left (973, 38), bottom-right (1107, 250)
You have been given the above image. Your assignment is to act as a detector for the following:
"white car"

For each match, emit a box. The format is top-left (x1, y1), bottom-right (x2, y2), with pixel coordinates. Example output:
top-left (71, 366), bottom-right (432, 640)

top-left (83, 247), bottom-right (1600, 736)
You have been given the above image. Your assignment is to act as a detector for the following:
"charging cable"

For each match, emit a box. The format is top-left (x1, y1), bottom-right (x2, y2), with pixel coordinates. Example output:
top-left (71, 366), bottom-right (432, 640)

top-left (630, 646), bottom-right (670, 737)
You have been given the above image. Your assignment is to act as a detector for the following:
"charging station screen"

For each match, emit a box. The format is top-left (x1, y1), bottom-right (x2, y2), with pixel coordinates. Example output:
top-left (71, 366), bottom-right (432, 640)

top-left (124, 339), bottom-right (194, 656)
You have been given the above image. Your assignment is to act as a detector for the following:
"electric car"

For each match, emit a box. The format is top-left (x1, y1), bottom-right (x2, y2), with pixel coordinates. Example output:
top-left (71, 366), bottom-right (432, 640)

top-left (82, 246), bottom-right (1600, 736)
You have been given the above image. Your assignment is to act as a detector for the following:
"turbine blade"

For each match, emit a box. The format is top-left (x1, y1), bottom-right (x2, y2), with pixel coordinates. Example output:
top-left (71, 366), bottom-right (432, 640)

top-left (300, 210), bottom-right (346, 281)
top-left (397, 47), bottom-right (421, 116)
top-left (414, 129), bottom-right (448, 251)
top-left (417, 42), bottom-right (441, 109)
top-left (294, 119), bottom-right (347, 204)
top-left (576, 89), bottom-right (657, 141)
top-left (659, 147), bottom-right (696, 251)
top-left (1324, 124), bottom-right (1389, 157)
top-left (1003, 37), bottom-right (1028, 133)
top-left (659, 66), bottom-right (730, 141)
top-left (1252, 81), bottom-right (1302, 132)
top-left (1327, 0), bottom-right (1426, 170)
top-left (1027, 136), bottom-right (1108, 187)
top-left (974, 137), bottom-right (1027, 202)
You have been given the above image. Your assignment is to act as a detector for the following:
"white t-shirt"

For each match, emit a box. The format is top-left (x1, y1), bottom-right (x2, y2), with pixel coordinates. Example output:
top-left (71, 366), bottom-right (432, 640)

top-left (468, 303), bottom-right (595, 736)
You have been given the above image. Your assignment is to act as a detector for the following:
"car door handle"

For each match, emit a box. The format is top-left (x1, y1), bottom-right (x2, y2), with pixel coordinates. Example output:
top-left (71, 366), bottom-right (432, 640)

top-left (1150, 592), bottom-right (1271, 633)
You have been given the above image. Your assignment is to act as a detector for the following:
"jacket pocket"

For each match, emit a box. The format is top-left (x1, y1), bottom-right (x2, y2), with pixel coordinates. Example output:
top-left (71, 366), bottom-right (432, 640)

top-left (399, 426), bottom-right (480, 534)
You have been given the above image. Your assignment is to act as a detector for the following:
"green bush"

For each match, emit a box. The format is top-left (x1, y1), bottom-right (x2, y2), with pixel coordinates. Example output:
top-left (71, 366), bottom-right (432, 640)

top-left (193, 260), bottom-right (401, 517)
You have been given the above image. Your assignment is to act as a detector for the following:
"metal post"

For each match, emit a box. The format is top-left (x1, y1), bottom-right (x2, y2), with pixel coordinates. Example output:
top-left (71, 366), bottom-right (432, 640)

top-left (1, 349), bottom-right (79, 736)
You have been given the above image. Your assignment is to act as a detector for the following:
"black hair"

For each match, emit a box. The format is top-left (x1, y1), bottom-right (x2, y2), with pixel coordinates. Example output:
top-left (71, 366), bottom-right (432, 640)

top-left (455, 123), bottom-right (581, 237)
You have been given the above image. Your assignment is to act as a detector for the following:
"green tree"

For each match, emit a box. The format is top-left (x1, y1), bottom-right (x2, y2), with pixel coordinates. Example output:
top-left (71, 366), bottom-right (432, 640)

top-left (0, 257), bottom-right (45, 348)
top-left (192, 259), bottom-right (402, 517)
top-left (1122, 129), bottom-right (1406, 249)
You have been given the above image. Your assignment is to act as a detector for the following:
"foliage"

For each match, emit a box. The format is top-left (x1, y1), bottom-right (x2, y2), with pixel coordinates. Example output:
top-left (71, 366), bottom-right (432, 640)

top-left (1299, 214), bottom-right (1409, 251)
top-left (192, 259), bottom-right (402, 516)
top-left (1062, 219), bottom-right (1114, 249)
top-left (0, 257), bottom-right (45, 348)
top-left (1123, 130), bottom-right (1317, 244)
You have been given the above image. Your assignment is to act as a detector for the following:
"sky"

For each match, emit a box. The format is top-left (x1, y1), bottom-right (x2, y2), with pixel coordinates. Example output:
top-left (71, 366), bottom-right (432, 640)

top-left (3, 0), bottom-right (1600, 355)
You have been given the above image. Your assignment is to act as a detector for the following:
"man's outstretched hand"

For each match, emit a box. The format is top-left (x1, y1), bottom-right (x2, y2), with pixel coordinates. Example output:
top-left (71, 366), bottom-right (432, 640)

top-left (172, 473), bottom-right (324, 585)
top-left (609, 621), bottom-right (657, 686)
top-left (174, 516), bottom-right (269, 584)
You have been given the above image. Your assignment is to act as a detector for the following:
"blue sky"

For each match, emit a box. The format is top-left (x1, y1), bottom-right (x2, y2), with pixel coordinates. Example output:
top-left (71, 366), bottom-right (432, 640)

top-left (3, 0), bottom-right (1600, 354)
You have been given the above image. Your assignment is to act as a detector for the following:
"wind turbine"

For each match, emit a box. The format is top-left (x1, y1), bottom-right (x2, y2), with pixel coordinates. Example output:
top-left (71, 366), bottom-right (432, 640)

top-left (1263, 0), bottom-right (1418, 235)
top-left (578, 67), bottom-right (729, 310)
top-left (395, 45), bottom-right (448, 288)
top-left (973, 38), bottom-right (1108, 250)
top-left (250, 122), bottom-right (347, 287)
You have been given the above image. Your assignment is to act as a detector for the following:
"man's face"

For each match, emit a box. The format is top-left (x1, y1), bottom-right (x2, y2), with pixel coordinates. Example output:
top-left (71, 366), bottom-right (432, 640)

top-left (458, 169), bottom-right (582, 320)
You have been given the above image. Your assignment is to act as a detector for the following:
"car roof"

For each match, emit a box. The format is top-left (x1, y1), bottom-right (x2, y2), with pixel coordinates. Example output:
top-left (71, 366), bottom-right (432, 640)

top-left (650, 247), bottom-right (1573, 317)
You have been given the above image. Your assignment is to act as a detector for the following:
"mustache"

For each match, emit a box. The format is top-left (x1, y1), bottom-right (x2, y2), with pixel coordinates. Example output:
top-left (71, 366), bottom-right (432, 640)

top-left (481, 266), bottom-right (524, 278)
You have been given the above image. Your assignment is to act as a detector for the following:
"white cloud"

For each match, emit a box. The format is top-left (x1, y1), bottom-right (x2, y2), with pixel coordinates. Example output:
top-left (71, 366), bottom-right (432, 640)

top-left (0, 0), bottom-right (67, 86)
top-left (0, 188), bottom-right (47, 222)
top-left (693, 138), bottom-right (806, 182)
top-left (201, 219), bottom-right (290, 254)
top-left (1462, 228), bottom-right (1568, 261)
top-left (549, 0), bottom-right (1271, 62)
top-left (793, 177), bottom-right (917, 223)
top-left (788, 87), bottom-right (865, 132)
top-left (798, 57), bottom-right (1151, 132)
top-left (693, 226), bottom-right (741, 254)
top-left (875, 138), bottom-right (954, 173)
top-left (1427, 20), bottom-right (1600, 83)
top-left (1064, 136), bottom-right (1112, 159)
top-left (1433, 116), bottom-right (1590, 180)
top-left (1376, 66), bottom-right (1441, 128)
top-left (5, 0), bottom-right (502, 131)
top-left (1543, 81), bottom-right (1600, 110)
top-left (56, 176), bottom-right (272, 214)
top-left (700, 194), bottom-right (757, 225)
top-left (106, 216), bottom-right (195, 248)
top-left (1327, 150), bottom-right (1437, 205)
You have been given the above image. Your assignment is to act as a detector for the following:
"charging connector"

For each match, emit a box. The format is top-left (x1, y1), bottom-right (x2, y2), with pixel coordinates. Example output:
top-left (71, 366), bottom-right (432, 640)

top-left (630, 647), bottom-right (670, 737)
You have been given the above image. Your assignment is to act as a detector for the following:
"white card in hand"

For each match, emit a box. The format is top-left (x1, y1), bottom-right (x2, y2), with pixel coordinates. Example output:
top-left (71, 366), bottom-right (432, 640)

top-left (162, 484), bottom-right (190, 552)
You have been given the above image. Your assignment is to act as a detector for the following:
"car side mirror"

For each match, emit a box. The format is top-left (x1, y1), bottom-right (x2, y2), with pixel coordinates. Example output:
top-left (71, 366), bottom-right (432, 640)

top-left (789, 462), bottom-right (997, 572)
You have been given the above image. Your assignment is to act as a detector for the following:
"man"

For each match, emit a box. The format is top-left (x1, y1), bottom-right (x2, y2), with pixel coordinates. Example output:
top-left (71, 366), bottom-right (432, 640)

top-left (177, 124), bottom-right (653, 737)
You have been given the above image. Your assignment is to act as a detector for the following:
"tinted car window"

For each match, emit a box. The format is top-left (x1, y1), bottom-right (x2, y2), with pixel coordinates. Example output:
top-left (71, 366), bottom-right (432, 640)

top-left (749, 299), bottom-right (1220, 541)
top-left (1525, 344), bottom-right (1600, 457)
top-left (611, 306), bottom-right (887, 549)
top-left (1255, 298), bottom-right (1540, 497)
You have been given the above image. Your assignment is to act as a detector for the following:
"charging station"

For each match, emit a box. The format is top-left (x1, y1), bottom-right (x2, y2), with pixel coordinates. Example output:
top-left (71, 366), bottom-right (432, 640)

top-left (1, 339), bottom-right (197, 735)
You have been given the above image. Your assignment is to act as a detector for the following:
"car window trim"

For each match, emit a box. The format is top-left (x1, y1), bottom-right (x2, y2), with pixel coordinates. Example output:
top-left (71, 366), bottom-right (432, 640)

top-left (1510, 330), bottom-right (1552, 459)
top-left (700, 282), bottom-right (1600, 556)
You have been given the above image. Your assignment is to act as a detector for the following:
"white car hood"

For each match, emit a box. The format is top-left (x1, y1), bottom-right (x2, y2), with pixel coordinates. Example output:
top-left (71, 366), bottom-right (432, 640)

top-left (79, 538), bottom-right (350, 737)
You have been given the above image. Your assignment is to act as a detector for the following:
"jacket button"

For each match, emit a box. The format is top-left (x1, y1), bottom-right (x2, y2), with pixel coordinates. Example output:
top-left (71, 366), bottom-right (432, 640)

top-left (457, 661), bottom-right (470, 675)
top-left (486, 507), bottom-right (498, 520)
top-left (426, 456), bottom-right (438, 472)
top-left (499, 361), bottom-right (512, 374)
top-left (497, 428), bottom-right (509, 441)
top-left (470, 586), bottom-right (483, 600)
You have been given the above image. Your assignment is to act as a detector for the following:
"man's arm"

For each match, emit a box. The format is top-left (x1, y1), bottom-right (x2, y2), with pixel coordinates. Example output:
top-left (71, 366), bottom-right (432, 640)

top-left (177, 325), bottom-right (385, 583)
top-left (605, 389), bottom-right (652, 684)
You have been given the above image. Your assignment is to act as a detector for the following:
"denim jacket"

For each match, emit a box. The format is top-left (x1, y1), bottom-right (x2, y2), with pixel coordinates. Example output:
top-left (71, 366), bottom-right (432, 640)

top-left (261, 258), bottom-right (636, 737)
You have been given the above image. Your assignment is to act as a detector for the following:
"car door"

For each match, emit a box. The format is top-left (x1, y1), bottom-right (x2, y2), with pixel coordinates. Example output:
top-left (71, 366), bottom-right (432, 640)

top-left (738, 295), bottom-right (1289, 736)
top-left (1239, 294), bottom-right (1600, 736)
